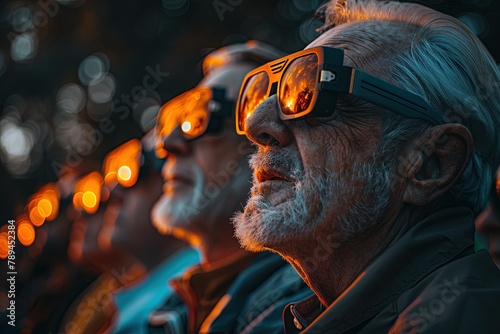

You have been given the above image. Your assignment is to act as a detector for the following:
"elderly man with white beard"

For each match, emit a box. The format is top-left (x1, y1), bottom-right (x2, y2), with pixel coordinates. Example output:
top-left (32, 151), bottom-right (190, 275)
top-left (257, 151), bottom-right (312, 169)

top-left (232, 0), bottom-right (500, 333)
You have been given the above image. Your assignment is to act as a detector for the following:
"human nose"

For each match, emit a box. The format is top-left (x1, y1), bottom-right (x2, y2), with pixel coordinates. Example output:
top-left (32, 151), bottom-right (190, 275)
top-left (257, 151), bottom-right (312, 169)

top-left (159, 126), bottom-right (191, 157)
top-left (244, 95), bottom-right (292, 147)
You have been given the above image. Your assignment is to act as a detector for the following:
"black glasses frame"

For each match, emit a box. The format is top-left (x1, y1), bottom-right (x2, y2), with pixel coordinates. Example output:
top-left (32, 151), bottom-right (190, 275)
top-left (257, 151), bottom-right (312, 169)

top-left (236, 46), bottom-right (445, 134)
top-left (156, 86), bottom-right (235, 141)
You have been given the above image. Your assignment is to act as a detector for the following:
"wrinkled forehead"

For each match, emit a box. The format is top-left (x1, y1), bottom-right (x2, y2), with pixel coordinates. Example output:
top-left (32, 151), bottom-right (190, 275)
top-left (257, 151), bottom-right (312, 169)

top-left (198, 63), bottom-right (256, 100)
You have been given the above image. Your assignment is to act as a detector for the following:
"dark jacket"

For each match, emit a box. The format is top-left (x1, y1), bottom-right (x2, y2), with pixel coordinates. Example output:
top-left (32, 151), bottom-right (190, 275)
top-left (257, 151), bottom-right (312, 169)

top-left (283, 207), bottom-right (500, 333)
top-left (149, 251), bottom-right (311, 334)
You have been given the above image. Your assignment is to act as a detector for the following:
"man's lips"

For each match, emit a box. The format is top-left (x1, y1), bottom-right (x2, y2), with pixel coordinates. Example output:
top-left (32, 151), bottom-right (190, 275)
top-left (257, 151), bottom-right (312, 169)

top-left (255, 168), bottom-right (294, 183)
top-left (165, 175), bottom-right (191, 182)
top-left (163, 174), bottom-right (193, 188)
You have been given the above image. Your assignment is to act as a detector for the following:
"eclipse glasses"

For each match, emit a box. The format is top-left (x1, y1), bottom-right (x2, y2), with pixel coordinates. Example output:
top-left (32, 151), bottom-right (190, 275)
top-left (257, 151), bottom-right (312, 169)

top-left (235, 46), bottom-right (445, 134)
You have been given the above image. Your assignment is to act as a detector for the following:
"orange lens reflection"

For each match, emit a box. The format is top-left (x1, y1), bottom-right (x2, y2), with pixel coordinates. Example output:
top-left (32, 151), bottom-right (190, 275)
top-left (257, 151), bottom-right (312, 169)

top-left (238, 71), bottom-right (269, 133)
top-left (17, 217), bottom-right (36, 247)
top-left (0, 226), bottom-right (9, 259)
top-left (29, 207), bottom-right (45, 227)
top-left (73, 172), bottom-right (103, 214)
top-left (26, 183), bottom-right (61, 227)
top-left (279, 54), bottom-right (318, 116)
top-left (103, 139), bottom-right (141, 188)
top-left (156, 87), bottom-right (211, 147)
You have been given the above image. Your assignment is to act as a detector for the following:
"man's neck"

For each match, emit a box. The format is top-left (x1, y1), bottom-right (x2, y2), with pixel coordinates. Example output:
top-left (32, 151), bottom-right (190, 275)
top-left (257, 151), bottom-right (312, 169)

top-left (137, 235), bottom-right (187, 271)
top-left (281, 208), bottom-right (415, 307)
top-left (198, 227), bottom-right (250, 266)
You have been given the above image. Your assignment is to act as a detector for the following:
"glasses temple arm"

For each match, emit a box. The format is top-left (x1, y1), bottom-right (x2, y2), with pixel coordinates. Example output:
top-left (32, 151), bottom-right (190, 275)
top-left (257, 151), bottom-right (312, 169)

top-left (350, 69), bottom-right (445, 125)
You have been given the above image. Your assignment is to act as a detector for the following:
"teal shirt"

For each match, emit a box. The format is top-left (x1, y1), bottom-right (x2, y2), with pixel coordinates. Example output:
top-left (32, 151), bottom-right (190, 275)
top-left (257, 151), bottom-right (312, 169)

top-left (111, 247), bottom-right (200, 334)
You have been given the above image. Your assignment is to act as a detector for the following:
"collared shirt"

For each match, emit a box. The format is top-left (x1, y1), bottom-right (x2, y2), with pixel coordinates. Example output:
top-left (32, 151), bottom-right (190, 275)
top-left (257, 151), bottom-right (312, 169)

top-left (283, 207), bottom-right (500, 333)
top-left (170, 251), bottom-right (256, 334)
top-left (148, 251), bottom-right (312, 334)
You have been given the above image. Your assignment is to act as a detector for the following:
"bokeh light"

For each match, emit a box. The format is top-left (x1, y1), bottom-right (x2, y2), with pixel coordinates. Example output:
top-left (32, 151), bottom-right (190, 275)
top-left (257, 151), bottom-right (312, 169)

top-left (117, 166), bottom-right (132, 181)
top-left (73, 172), bottom-right (103, 214)
top-left (103, 139), bottom-right (141, 188)
top-left (56, 83), bottom-right (87, 114)
top-left (82, 191), bottom-right (97, 208)
top-left (0, 226), bottom-right (9, 259)
top-left (29, 207), bottom-right (45, 227)
top-left (88, 74), bottom-right (115, 104)
top-left (78, 53), bottom-right (110, 86)
top-left (10, 32), bottom-right (37, 62)
top-left (9, 6), bottom-right (34, 33)
top-left (0, 117), bottom-right (34, 177)
top-left (37, 199), bottom-right (53, 218)
top-left (17, 218), bottom-right (36, 247)
top-left (458, 12), bottom-right (489, 37)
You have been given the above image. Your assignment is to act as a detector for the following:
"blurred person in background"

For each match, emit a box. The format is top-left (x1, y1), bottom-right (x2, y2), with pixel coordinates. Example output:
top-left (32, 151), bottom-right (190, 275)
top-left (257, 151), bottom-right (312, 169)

top-left (104, 131), bottom-right (199, 334)
top-left (61, 171), bottom-right (141, 334)
top-left (21, 174), bottom-right (98, 334)
top-left (476, 165), bottom-right (500, 268)
top-left (60, 131), bottom-right (198, 334)
top-left (233, 0), bottom-right (500, 332)
top-left (149, 41), bottom-right (312, 334)
top-left (1, 171), bottom-right (98, 334)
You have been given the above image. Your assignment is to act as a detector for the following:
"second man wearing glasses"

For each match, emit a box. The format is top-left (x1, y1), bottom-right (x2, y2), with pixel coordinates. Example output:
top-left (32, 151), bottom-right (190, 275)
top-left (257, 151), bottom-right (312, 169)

top-left (149, 41), bottom-right (311, 334)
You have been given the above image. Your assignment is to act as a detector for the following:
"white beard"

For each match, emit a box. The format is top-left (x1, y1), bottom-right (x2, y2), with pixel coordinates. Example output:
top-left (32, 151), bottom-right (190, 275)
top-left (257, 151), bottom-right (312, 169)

top-left (151, 167), bottom-right (206, 235)
top-left (232, 150), bottom-right (394, 252)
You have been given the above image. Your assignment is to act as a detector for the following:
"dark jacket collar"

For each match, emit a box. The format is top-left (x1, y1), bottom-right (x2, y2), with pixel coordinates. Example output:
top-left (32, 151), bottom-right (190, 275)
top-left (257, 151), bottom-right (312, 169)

top-left (284, 206), bottom-right (475, 333)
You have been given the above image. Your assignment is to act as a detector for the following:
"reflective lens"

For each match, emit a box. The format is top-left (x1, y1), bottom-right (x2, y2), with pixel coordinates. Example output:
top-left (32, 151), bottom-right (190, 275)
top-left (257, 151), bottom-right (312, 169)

top-left (156, 87), bottom-right (212, 141)
top-left (17, 216), bottom-right (36, 247)
top-left (26, 184), bottom-right (61, 227)
top-left (73, 172), bottom-right (103, 214)
top-left (279, 54), bottom-right (318, 116)
top-left (237, 71), bottom-right (269, 133)
top-left (103, 139), bottom-right (142, 189)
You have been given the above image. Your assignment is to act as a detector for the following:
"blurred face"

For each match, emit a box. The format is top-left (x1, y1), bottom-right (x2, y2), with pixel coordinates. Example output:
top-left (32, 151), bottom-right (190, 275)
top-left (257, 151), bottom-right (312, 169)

top-left (99, 170), bottom-right (164, 252)
top-left (476, 205), bottom-right (500, 268)
top-left (152, 65), bottom-right (254, 240)
top-left (476, 167), bottom-right (500, 268)
top-left (68, 208), bottom-right (105, 265)
top-left (233, 30), bottom-right (397, 252)
top-left (42, 202), bottom-right (74, 254)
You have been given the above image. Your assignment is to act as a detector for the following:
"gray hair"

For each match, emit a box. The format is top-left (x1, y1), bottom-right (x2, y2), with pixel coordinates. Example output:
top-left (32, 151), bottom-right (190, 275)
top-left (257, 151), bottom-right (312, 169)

top-left (318, 0), bottom-right (500, 215)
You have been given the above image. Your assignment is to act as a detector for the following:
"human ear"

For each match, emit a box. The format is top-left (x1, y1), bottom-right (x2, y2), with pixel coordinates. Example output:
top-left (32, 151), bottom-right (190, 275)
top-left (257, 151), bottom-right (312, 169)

top-left (400, 124), bottom-right (473, 205)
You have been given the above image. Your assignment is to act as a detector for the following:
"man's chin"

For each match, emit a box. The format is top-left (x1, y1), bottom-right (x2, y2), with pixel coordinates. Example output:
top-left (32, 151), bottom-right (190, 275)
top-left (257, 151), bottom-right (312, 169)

top-left (232, 210), bottom-right (267, 253)
top-left (232, 194), bottom-right (290, 253)
top-left (151, 196), bottom-right (178, 235)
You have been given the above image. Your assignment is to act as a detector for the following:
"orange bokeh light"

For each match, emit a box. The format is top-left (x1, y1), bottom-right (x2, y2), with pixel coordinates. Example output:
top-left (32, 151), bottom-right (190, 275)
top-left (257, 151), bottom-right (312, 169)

top-left (118, 166), bottom-right (132, 181)
top-left (17, 218), bottom-right (36, 247)
top-left (103, 139), bottom-right (141, 188)
top-left (37, 199), bottom-right (53, 218)
top-left (73, 172), bottom-right (103, 214)
top-left (26, 183), bottom-right (61, 226)
top-left (29, 207), bottom-right (45, 227)
top-left (0, 232), bottom-right (9, 259)
top-left (82, 191), bottom-right (97, 208)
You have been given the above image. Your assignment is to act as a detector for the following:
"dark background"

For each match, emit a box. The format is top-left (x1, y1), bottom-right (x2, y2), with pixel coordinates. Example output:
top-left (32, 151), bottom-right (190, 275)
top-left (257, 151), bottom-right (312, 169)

top-left (0, 0), bottom-right (499, 225)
